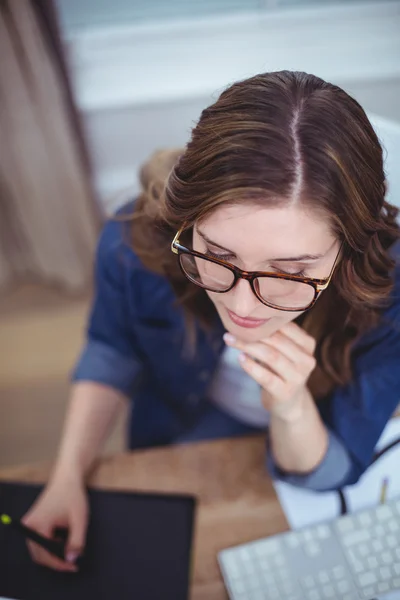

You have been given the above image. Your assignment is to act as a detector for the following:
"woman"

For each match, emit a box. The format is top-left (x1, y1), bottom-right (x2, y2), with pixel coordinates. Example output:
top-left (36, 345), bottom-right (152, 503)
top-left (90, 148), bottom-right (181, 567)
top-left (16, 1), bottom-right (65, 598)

top-left (23, 71), bottom-right (400, 572)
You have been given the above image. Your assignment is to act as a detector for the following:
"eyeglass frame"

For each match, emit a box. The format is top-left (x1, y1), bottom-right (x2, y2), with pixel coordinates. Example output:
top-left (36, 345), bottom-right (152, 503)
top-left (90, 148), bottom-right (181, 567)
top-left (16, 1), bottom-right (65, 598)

top-left (171, 225), bottom-right (343, 312)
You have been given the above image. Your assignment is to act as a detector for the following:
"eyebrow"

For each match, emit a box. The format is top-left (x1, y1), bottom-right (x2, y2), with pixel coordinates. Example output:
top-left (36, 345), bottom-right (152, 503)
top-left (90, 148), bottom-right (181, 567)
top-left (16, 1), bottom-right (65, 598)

top-left (196, 228), bottom-right (325, 262)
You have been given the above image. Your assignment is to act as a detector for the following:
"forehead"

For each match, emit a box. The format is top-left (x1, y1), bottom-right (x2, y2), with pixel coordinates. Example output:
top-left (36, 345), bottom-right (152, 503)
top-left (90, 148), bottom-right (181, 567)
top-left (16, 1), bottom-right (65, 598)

top-left (197, 203), bottom-right (335, 257)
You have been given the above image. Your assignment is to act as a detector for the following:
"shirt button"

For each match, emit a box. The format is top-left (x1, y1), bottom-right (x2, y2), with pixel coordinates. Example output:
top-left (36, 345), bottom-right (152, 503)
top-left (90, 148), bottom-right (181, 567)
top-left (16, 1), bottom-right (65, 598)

top-left (198, 370), bottom-right (210, 382)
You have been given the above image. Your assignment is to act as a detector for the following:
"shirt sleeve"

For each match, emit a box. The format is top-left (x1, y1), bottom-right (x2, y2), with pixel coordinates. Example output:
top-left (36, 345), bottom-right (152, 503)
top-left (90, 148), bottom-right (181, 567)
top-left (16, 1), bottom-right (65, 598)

top-left (267, 264), bottom-right (400, 492)
top-left (72, 217), bottom-right (144, 398)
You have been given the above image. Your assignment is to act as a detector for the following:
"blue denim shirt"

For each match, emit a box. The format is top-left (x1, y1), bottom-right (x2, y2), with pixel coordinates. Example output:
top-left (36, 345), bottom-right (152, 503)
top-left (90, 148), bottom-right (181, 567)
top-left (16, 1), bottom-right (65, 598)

top-left (73, 207), bottom-right (400, 492)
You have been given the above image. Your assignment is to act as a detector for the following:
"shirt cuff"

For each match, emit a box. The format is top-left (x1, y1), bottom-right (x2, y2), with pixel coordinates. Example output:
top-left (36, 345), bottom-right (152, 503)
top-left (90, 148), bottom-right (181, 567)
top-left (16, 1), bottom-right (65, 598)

top-left (266, 429), bottom-right (353, 492)
top-left (72, 340), bottom-right (143, 398)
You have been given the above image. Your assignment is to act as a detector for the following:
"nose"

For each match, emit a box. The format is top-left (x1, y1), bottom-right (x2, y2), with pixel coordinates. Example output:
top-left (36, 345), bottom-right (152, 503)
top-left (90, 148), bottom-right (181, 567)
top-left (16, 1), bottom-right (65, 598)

top-left (228, 279), bottom-right (261, 317)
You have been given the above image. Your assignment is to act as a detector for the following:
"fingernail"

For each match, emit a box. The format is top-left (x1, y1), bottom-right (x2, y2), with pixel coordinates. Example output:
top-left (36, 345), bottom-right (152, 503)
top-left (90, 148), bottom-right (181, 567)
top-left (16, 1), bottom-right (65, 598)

top-left (66, 550), bottom-right (79, 563)
top-left (223, 333), bottom-right (236, 344)
top-left (238, 353), bottom-right (246, 363)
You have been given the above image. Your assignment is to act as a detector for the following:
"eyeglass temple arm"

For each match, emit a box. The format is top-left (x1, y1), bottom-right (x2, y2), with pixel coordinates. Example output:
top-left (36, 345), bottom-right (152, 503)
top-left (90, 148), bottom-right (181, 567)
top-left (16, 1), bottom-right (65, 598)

top-left (315, 242), bottom-right (343, 291)
top-left (171, 231), bottom-right (180, 254)
top-left (171, 226), bottom-right (186, 254)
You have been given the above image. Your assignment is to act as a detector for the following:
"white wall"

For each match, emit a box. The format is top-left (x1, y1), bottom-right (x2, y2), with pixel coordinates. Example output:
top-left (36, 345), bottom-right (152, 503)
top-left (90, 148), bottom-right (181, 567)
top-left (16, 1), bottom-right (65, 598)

top-left (61, 1), bottom-right (400, 211)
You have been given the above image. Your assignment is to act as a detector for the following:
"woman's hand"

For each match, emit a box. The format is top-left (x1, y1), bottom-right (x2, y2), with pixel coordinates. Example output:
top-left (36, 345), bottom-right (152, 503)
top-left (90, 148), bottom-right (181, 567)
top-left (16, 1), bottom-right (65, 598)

top-left (224, 322), bottom-right (317, 421)
top-left (22, 470), bottom-right (89, 572)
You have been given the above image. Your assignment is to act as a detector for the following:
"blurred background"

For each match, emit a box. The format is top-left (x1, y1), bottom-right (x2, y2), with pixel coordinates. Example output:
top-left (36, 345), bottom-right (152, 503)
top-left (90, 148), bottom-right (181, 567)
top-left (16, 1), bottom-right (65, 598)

top-left (1, 0), bottom-right (400, 468)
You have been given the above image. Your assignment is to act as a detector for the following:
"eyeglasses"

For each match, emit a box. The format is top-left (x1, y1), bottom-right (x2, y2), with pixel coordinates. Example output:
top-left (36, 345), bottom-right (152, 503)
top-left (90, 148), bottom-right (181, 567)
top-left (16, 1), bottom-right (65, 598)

top-left (171, 226), bottom-right (342, 312)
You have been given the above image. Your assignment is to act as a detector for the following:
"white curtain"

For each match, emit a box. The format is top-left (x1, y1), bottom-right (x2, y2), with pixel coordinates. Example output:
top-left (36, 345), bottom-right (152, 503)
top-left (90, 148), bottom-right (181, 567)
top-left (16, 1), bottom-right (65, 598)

top-left (0, 0), bottom-right (101, 292)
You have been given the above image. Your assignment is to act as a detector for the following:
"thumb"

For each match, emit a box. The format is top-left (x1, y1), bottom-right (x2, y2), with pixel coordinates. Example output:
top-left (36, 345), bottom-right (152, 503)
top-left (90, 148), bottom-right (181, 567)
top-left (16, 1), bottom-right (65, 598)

top-left (65, 506), bottom-right (88, 563)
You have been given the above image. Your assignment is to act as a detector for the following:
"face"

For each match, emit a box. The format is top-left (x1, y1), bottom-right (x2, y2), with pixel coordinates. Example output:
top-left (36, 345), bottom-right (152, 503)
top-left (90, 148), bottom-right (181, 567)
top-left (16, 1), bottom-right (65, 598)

top-left (192, 203), bottom-right (339, 342)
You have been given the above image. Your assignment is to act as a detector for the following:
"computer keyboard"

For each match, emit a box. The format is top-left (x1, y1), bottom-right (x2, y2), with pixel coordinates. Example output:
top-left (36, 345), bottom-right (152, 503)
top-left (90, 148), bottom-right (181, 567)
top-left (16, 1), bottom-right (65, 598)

top-left (218, 496), bottom-right (400, 600)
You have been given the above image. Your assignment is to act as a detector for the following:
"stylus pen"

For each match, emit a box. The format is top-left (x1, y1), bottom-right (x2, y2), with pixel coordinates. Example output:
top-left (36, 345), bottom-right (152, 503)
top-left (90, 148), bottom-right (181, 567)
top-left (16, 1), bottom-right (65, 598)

top-left (1, 513), bottom-right (66, 561)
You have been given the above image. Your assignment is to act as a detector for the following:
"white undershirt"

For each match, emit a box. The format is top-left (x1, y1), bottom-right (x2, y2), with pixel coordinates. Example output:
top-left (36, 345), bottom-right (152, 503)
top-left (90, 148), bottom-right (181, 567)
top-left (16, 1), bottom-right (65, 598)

top-left (208, 346), bottom-right (270, 427)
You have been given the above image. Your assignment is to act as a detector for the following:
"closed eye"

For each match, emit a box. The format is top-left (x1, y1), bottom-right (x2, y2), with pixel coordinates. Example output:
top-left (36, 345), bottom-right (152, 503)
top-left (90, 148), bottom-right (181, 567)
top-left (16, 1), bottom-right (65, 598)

top-left (272, 267), bottom-right (307, 277)
top-left (204, 251), bottom-right (307, 277)
top-left (204, 248), bottom-right (235, 261)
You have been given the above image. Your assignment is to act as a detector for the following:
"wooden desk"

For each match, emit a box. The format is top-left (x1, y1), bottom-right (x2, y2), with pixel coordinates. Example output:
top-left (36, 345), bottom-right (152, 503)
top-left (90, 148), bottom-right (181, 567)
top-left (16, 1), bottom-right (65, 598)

top-left (0, 435), bottom-right (288, 600)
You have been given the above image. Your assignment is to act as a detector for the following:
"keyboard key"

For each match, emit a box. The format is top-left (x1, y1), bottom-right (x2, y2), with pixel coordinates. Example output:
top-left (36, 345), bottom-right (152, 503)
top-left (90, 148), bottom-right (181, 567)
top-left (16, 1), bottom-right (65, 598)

top-left (342, 529), bottom-right (370, 546)
top-left (268, 584), bottom-right (279, 598)
top-left (238, 548), bottom-right (252, 561)
top-left (303, 575), bottom-right (315, 588)
top-left (381, 552), bottom-right (392, 565)
top-left (374, 524), bottom-right (386, 537)
top-left (376, 504), bottom-right (394, 520)
top-left (352, 561), bottom-right (365, 574)
top-left (358, 572), bottom-right (378, 587)
top-left (386, 534), bottom-right (397, 548)
top-left (285, 534), bottom-right (300, 549)
top-left (318, 571), bottom-right (330, 584)
top-left (307, 591), bottom-right (321, 600)
top-left (277, 567), bottom-right (289, 580)
top-left (367, 556), bottom-right (379, 569)
top-left (253, 539), bottom-right (280, 556)
top-left (393, 577), bottom-right (400, 588)
top-left (358, 511), bottom-right (373, 527)
top-left (393, 564), bottom-right (400, 575)
top-left (261, 568), bottom-right (273, 580)
top-left (396, 548), bottom-right (400, 560)
top-left (362, 587), bottom-right (374, 598)
top-left (337, 580), bottom-right (350, 593)
top-left (388, 519), bottom-right (399, 532)
top-left (322, 585), bottom-right (335, 598)
top-left (231, 580), bottom-right (245, 593)
top-left (305, 542), bottom-right (320, 557)
top-left (274, 554), bottom-right (285, 567)
top-left (333, 565), bottom-right (345, 579)
top-left (303, 530), bottom-right (314, 542)
top-left (336, 517), bottom-right (354, 533)
top-left (316, 525), bottom-right (331, 539)
top-left (358, 543), bottom-right (369, 557)
top-left (380, 566), bottom-right (391, 580)
top-left (372, 539), bottom-right (384, 552)
top-left (347, 548), bottom-right (358, 563)
top-left (378, 581), bottom-right (390, 593)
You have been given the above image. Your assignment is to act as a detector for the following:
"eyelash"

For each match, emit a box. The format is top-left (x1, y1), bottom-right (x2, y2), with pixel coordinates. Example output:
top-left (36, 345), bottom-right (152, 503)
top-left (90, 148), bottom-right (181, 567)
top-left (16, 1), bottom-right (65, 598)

top-left (204, 248), bottom-right (234, 261)
top-left (204, 248), bottom-right (307, 277)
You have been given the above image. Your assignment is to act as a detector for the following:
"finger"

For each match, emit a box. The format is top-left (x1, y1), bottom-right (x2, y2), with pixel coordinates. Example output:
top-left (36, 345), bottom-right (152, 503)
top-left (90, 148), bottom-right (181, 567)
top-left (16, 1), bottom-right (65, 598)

top-left (66, 503), bottom-right (88, 563)
top-left (237, 341), bottom-right (299, 383)
top-left (264, 331), bottom-right (316, 371)
top-left (239, 353), bottom-right (283, 395)
top-left (27, 538), bottom-right (78, 572)
top-left (22, 518), bottom-right (77, 573)
top-left (278, 322), bottom-right (317, 355)
top-left (35, 548), bottom-right (78, 572)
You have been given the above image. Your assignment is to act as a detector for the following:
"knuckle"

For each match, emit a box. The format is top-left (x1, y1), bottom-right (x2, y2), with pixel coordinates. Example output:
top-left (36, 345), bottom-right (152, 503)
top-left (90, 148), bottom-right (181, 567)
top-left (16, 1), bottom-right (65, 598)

top-left (307, 355), bottom-right (317, 371)
top-left (307, 336), bottom-right (317, 353)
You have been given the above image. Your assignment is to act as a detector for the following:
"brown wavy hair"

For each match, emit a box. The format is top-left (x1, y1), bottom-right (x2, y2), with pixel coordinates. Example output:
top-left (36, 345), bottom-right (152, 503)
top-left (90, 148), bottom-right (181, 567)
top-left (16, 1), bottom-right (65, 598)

top-left (130, 71), bottom-right (399, 399)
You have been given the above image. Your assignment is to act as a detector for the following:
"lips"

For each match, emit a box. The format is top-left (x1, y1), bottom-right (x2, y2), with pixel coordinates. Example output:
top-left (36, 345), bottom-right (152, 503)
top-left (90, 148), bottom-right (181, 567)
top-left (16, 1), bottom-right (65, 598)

top-left (227, 309), bottom-right (270, 329)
